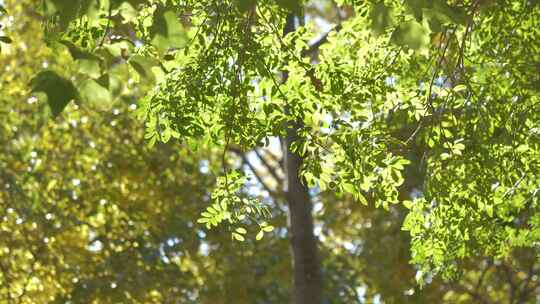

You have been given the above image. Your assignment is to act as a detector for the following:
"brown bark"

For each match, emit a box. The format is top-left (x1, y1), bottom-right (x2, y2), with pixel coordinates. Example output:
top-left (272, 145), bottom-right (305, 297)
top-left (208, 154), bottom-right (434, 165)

top-left (282, 14), bottom-right (323, 304)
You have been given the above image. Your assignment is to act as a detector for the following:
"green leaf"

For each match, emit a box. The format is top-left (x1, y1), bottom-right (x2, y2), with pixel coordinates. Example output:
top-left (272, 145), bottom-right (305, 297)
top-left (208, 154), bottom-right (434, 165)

top-left (207, 206), bottom-right (218, 215)
top-left (255, 230), bottom-right (264, 241)
top-left (486, 205), bottom-right (494, 217)
top-left (44, 0), bottom-right (95, 31)
top-left (30, 71), bottom-right (79, 117)
top-left (78, 79), bottom-right (112, 109)
top-left (275, 0), bottom-right (302, 14)
top-left (356, 192), bottom-right (368, 205)
top-left (234, 0), bottom-right (256, 12)
top-left (111, 0), bottom-right (146, 9)
top-left (78, 59), bottom-right (102, 78)
top-left (404, 0), bottom-right (427, 21)
top-left (404, 0), bottom-right (465, 26)
top-left (0, 36), bottom-right (12, 44)
top-left (261, 225), bottom-right (274, 232)
top-left (150, 7), bottom-right (188, 55)
top-left (235, 227), bottom-right (247, 234)
top-left (60, 40), bottom-right (98, 60)
top-left (60, 41), bottom-right (103, 78)
top-left (403, 200), bottom-right (414, 209)
top-left (232, 232), bottom-right (245, 242)
top-left (453, 84), bottom-right (467, 92)
top-left (391, 20), bottom-right (430, 51)
top-left (342, 183), bottom-right (356, 194)
top-left (128, 55), bottom-right (158, 82)
top-left (370, 2), bottom-right (395, 36)
top-left (430, 0), bottom-right (466, 25)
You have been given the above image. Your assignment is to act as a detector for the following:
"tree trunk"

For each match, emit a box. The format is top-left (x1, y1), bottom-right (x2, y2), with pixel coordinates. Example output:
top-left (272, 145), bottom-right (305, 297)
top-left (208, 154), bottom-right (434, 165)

top-left (282, 14), bottom-right (323, 304)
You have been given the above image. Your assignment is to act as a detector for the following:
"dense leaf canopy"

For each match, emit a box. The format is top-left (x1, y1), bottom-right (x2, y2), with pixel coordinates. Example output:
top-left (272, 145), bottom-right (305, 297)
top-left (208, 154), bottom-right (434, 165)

top-left (1, 0), bottom-right (540, 303)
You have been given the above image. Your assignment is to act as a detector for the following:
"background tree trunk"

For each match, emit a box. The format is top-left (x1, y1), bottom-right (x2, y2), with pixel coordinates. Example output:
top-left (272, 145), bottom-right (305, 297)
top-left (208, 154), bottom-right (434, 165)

top-left (282, 14), bottom-right (323, 304)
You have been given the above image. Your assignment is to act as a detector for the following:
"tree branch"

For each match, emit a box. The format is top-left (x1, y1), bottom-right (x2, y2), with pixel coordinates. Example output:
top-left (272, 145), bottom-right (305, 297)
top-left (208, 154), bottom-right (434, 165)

top-left (230, 148), bottom-right (282, 198)
top-left (261, 147), bottom-right (284, 169)
top-left (253, 149), bottom-right (283, 184)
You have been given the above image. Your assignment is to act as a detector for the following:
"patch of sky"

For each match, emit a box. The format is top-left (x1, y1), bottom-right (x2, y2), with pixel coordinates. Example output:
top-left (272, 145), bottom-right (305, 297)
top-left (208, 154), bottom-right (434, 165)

top-left (159, 243), bottom-right (170, 264)
top-left (356, 285), bottom-right (367, 303)
top-left (385, 75), bottom-right (397, 87)
top-left (199, 159), bottom-right (209, 174)
top-left (313, 201), bottom-right (323, 214)
top-left (410, 188), bottom-right (423, 199)
top-left (199, 242), bottom-right (210, 256)
top-left (309, 185), bottom-right (321, 197)
top-left (88, 239), bottom-right (103, 252)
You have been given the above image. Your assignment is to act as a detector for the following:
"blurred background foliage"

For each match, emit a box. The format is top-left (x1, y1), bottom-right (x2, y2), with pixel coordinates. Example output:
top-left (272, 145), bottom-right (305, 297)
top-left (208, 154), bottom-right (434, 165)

top-left (1, 0), bottom-right (539, 303)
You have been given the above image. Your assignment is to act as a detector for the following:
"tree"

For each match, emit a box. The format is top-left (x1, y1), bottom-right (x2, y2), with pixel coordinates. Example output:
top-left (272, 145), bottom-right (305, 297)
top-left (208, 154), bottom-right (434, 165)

top-left (2, 0), bottom-right (540, 303)
top-left (1, 6), bottom-right (294, 303)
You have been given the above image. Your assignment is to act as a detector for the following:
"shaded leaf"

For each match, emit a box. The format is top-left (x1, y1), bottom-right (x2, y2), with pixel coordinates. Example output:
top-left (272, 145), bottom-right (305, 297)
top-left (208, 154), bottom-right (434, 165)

top-left (234, 0), bottom-right (256, 12)
top-left (79, 79), bottom-right (112, 109)
top-left (129, 55), bottom-right (158, 82)
top-left (59, 41), bottom-right (103, 78)
top-left (44, 0), bottom-right (95, 30)
top-left (404, 0), bottom-right (428, 21)
top-left (150, 7), bottom-right (188, 55)
top-left (391, 20), bottom-right (430, 51)
top-left (30, 71), bottom-right (79, 116)
top-left (275, 0), bottom-right (302, 14)
top-left (0, 36), bottom-right (12, 43)
top-left (370, 2), bottom-right (395, 36)
top-left (60, 40), bottom-right (100, 60)
top-left (430, 0), bottom-right (466, 25)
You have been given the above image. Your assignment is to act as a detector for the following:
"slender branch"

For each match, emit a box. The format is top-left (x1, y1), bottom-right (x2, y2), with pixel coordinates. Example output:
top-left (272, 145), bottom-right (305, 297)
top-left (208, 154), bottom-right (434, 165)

top-left (232, 149), bottom-right (281, 198)
top-left (253, 149), bottom-right (283, 183)
top-left (261, 148), bottom-right (284, 169)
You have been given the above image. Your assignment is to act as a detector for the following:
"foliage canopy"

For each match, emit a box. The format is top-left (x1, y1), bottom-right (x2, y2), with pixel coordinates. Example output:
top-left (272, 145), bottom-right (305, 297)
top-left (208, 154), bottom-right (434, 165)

top-left (1, 0), bottom-right (540, 300)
